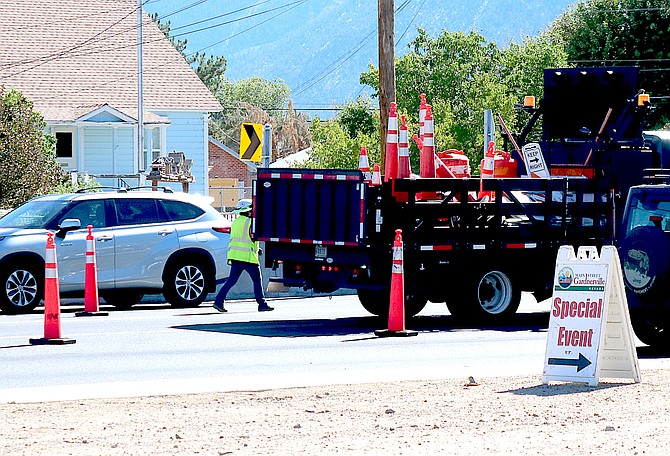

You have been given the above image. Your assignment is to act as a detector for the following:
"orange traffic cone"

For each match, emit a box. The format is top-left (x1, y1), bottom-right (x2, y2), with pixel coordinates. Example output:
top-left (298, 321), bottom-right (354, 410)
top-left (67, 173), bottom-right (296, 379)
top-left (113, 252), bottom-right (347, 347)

top-left (418, 105), bottom-right (438, 200)
top-left (383, 102), bottom-right (398, 182)
top-left (375, 229), bottom-right (418, 338)
top-left (371, 163), bottom-right (382, 186)
top-left (358, 146), bottom-right (372, 185)
top-left (419, 93), bottom-right (427, 143)
top-left (76, 225), bottom-right (108, 317)
top-left (479, 140), bottom-right (496, 201)
top-left (30, 233), bottom-right (76, 345)
top-left (397, 115), bottom-right (410, 179)
top-left (394, 115), bottom-right (411, 202)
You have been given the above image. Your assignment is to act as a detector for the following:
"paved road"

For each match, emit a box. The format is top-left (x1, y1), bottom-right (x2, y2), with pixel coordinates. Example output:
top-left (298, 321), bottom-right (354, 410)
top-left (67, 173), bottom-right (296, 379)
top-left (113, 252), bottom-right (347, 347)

top-left (1, 294), bottom-right (668, 403)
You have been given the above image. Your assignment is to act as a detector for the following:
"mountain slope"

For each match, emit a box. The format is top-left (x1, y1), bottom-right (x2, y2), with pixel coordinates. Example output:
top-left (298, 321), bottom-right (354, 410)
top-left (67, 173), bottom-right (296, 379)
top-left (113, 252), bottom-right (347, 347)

top-left (146, 0), bottom-right (575, 110)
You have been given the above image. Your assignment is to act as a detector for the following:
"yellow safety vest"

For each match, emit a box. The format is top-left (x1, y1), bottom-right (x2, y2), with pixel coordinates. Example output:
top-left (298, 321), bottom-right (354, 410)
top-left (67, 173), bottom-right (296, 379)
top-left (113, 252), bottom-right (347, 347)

top-left (227, 215), bottom-right (259, 265)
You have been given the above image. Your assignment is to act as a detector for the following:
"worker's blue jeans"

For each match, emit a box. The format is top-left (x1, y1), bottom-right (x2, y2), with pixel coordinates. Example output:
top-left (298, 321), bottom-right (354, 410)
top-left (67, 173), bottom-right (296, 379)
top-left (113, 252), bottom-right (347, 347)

top-left (214, 260), bottom-right (266, 307)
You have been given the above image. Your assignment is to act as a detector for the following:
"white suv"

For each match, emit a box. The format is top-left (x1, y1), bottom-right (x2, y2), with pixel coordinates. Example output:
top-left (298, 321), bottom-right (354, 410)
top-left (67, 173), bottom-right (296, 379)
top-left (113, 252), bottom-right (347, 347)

top-left (0, 188), bottom-right (231, 314)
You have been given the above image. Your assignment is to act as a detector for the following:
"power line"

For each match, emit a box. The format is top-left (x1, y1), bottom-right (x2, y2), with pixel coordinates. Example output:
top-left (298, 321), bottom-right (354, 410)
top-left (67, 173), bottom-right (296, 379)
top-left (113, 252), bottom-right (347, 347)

top-left (292, 0), bottom-right (419, 98)
top-left (169, 0), bottom-right (306, 39)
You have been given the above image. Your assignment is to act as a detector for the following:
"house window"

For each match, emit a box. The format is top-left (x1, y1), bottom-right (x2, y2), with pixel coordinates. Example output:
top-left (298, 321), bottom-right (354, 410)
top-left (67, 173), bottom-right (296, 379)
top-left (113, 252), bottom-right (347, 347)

top-left (55, 132), bottom-right (73, 158)
top-left (144, 127), bottom-right (162, 166)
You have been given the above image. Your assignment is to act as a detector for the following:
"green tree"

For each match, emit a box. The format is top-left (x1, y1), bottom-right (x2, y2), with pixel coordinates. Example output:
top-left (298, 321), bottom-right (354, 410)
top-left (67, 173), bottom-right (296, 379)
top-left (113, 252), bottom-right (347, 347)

top-left (307, 97), bottom-right (380, 169)
top-left (0, 86), bottom-right (63, 208)
top-left (151, 15), bottom-right (310, 159)
top-left (361, 29), bottom-right (567, 169)
top-left (211, 77), bottom-right (310, 160)
top-left (549, 0), bottom-right (670, 128)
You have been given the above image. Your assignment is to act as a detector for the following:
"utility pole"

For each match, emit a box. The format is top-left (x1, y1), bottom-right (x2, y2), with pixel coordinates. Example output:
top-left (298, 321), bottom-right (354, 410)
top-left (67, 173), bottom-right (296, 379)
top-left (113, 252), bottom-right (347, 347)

top-left (137, 0), bottom-right (145, 182)
top-left (378, 0), bottom-right (396, 168)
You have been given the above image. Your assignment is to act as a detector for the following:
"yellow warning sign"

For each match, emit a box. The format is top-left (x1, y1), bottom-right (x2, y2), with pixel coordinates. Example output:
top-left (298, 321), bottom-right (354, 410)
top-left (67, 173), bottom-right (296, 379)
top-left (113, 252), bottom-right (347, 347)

top-left (240, 123), bottom-right (263, 162)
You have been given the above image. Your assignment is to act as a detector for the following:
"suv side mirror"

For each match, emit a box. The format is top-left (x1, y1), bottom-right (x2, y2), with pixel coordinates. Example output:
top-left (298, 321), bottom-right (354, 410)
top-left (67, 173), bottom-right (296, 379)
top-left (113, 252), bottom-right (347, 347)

top-left (56, 218), bottom-right (82, 238)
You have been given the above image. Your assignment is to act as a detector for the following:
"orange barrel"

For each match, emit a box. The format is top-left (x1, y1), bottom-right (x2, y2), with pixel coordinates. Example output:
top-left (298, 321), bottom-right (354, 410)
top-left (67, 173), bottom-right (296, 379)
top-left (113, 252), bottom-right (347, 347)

top-left (437, 149), bottom-right (471, 178)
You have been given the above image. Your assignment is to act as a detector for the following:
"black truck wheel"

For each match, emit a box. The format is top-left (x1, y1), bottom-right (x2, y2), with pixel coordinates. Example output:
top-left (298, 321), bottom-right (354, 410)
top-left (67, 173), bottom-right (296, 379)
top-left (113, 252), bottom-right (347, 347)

top-left (620, 226), bottom-right (670, 299)
top-left (357, 288), bottom-right (427, 318)
top-left (449, 269), bottom-right (521, 321)
top-left (630, 308), bottom-right (670, 348)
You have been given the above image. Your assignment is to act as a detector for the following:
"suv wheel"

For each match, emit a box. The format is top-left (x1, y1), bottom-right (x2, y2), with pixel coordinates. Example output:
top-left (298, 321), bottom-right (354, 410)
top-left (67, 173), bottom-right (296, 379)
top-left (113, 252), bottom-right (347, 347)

top-left (0, 263), bottom-right (43, 314)
top-left (164, 260), bottom-right (209, 308)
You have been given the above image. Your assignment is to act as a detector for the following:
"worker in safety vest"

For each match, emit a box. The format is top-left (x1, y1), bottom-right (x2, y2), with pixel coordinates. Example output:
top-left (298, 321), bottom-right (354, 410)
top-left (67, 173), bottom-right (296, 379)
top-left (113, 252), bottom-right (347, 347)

top-left (213, 199), bottom-right (274, 312)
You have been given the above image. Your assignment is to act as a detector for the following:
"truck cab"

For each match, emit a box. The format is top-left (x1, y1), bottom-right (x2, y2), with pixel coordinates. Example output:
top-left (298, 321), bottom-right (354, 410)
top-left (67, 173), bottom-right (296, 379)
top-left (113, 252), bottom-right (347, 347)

top-left (619, 180), bottom-right (670, 346)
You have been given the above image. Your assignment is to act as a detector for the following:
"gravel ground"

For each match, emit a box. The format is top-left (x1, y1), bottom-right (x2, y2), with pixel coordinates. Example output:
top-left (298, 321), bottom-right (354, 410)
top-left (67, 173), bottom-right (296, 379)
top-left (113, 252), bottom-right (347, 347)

top-left (2, 369), bottom-right (669, 455)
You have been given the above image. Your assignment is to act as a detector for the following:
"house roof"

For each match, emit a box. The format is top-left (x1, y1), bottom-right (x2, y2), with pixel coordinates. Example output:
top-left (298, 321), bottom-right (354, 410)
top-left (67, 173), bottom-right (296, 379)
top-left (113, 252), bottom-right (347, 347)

top-left (0, 0), bottom-right (222, 123)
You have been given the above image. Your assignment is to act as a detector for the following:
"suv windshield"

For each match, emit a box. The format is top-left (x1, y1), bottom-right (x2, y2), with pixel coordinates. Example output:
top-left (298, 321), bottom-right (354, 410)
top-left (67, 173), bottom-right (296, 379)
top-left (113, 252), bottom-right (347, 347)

top-left (0, 200), bottom-right (68, 229)
top-left (625, 189), bottom-right (670, 233)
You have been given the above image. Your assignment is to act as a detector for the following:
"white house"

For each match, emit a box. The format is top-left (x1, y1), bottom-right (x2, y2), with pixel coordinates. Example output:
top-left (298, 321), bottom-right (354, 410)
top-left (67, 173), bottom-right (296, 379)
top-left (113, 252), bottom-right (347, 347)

top-left (0, 0), bottom-right (221, 194)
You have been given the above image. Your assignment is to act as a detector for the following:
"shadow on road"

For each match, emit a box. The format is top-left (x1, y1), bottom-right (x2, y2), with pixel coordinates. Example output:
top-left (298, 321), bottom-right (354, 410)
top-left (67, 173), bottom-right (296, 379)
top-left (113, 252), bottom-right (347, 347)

top-left (172, 311), bottom-right (552, 338)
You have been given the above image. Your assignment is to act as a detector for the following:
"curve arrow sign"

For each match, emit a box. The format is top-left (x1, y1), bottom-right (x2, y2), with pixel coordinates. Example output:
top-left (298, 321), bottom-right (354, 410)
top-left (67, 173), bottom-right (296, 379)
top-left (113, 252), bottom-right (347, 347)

top-left (240, 123), bottom-right (262, 162)
top-left (548, 353), bottom-right (592, 372)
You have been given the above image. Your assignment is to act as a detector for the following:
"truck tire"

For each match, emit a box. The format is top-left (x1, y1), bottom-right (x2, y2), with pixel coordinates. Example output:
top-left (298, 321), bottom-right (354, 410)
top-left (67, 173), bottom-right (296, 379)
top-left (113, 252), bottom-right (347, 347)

top-left (630, 308), bottom-right (670, 348)
top-left (449, 269), bottom-right (520, 321)
top-left (357, 289), bottom-right (427, 318)
top-left (620, 226), bottom-right (670, 300)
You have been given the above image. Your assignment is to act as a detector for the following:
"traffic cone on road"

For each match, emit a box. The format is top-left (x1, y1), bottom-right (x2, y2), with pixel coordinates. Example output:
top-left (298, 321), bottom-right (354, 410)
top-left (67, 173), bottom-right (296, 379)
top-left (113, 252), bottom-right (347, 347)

top-left (375, 229), bottom-right (418, 338)
top-left (30, 233), bottom-right (76, 345)
top-left (371, 163), bottom-right (382, 186)
top-left (383, 102), bottom-right (398, 182)
top-left (76, 225), bottom-right (108, 317)
top-left (358, 146), bottom-right (372, 185)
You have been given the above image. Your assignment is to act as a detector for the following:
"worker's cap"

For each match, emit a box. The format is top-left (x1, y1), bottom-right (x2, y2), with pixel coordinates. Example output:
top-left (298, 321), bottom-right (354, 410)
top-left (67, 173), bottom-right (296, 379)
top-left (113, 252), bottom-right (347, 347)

top-left (233, 199), bottom-right (253, 213)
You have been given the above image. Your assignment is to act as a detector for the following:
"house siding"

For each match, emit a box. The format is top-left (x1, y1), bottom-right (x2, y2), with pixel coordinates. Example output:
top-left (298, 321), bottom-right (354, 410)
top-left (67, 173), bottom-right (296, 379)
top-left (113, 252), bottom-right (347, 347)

top-left (155, 111), bottom-right (208, 195)
top-left (81, 126), bottom-right (134, 186)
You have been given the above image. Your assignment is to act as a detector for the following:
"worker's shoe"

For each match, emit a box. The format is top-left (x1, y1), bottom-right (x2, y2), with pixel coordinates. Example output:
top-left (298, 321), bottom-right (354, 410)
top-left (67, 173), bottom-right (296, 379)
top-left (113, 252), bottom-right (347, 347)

top-left (258, 303), bottom-right (274, 312)
top-left (213, 302), bottom-right (227, 313)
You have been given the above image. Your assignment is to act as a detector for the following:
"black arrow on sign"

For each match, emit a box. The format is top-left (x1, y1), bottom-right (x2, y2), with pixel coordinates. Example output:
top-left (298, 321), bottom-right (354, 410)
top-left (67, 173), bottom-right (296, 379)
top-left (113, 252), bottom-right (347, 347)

top-left (241, 124), bottom-right (261, 160)
top-left (548, 353), bottom-right (592, 372)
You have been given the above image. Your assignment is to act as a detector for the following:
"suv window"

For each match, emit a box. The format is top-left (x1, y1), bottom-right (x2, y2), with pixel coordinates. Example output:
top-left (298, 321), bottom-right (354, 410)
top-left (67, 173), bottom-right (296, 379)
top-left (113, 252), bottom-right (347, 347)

top-left (161, 200), bottom-right (205, 222)
top-left (115, 199), bottom-right (162, 226)
top-left (626, 192), bottom-right (670, 233)
top-left (61, 200), bottom-right (107, 228)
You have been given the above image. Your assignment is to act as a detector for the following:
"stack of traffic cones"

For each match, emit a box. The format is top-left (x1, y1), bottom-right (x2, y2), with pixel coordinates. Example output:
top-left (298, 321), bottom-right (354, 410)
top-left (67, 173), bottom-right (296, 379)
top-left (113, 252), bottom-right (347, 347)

top-left (418, 105), bottom-right (438, 200)
top-left (397, 115), bottom-right (410, 179)
top-left (371, 163), bottom-right (382, 186)
top-left (394, 115), bottom-right (411, 203)
top-left (419, 93), bottom-right (428, 143)
top-left (30, 233), bottom-right (76, 345)
top-left (358, 146), bottom-right (372, 185)
top-left (375, 229), bottom-right (418, 337)
top-left (383, 102), bottom-right (398, 182)
top-left (479, 141), bottom-right (496, 201)
top-left (76, 225), bottom-right (108, 317)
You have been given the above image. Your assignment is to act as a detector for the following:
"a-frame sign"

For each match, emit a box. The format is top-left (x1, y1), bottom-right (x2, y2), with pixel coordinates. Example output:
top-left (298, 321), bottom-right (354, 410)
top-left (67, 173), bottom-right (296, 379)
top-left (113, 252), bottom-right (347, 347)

top-left (543, 245), bottom-right (641, 386)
